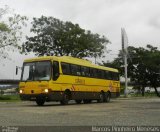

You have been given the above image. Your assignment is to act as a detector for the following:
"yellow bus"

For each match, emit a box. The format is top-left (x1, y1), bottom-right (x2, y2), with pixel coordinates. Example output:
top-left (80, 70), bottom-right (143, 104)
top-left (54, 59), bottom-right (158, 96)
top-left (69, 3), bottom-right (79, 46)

top-left (19, 56), bottom-right (120, 106)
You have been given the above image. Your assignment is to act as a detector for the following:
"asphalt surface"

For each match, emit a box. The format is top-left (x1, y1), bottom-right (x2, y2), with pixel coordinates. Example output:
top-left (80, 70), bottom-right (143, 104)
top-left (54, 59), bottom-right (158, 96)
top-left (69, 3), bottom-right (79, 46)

top-left (0, 97), bottom-right (159, 126)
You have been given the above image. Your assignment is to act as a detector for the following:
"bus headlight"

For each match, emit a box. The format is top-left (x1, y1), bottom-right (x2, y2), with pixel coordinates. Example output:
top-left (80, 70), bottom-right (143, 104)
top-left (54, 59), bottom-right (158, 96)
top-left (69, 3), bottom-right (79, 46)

top-left (44, 89), bottom-right (49, 93)
top-left (19, 90), bottom-right (23, 94)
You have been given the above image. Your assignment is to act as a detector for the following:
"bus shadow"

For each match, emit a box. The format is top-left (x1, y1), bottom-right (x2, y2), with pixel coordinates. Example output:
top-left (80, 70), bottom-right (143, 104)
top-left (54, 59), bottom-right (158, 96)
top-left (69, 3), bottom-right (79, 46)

top-left (23, 100), bottom-right (114, 107)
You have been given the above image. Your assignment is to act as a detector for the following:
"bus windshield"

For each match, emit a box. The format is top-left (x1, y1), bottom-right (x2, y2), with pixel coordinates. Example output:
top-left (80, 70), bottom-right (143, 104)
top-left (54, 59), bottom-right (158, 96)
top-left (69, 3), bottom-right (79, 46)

top-left (21, 61), bottom-right (51, 81)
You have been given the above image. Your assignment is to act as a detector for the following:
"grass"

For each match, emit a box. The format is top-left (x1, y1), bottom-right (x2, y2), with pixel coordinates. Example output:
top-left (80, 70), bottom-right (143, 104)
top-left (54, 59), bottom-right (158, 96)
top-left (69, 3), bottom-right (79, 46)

top-left (120, 92), bottom-right (158, 98)
top-left (0, 94), bottom-right (21, 102)
top-left (130, 92), bottom-right (157, 97)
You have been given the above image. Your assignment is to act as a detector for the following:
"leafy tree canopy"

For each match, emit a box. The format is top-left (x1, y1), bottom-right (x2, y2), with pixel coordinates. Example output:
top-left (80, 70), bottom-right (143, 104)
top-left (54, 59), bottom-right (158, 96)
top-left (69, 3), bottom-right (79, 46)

top-left (0, 6), bottom-right (27, 59)
top-left (0, 22), bottom-right (9, 32)
top-left (23, 16), bottom-right (109, 58)
top-left (103, 45), bottom-right (160, 97)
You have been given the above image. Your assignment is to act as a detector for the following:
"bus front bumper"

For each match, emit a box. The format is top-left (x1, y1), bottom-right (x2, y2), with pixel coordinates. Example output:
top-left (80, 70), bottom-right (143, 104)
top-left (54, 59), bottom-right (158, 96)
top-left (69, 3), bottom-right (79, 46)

top-left (19, 92), bottom-right (63, 101)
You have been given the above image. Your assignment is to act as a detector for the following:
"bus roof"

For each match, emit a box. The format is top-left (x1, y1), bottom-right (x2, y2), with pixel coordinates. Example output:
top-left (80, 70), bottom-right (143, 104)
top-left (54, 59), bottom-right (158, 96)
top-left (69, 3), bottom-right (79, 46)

top-left (24, 56), bottom-right (118, 72)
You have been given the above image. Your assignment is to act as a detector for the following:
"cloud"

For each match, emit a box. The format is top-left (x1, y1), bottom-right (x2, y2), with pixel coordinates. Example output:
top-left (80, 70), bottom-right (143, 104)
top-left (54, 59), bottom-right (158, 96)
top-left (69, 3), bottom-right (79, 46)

top-left (149, 15), bottom-right (160, 29)
top-left (0, 0), bottom-right (160, 48)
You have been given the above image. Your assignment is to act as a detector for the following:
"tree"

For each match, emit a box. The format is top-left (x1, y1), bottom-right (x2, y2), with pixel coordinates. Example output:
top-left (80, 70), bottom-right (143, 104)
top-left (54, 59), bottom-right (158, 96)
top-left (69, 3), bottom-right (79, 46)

top-left (0, 6), bottom-right (27, 59)
top-left (23, 16), bottom-right (109, 58)
top-left (143, 45), bottom-right (160, 97)
top-left (103, 45), bottom-right (160, 97)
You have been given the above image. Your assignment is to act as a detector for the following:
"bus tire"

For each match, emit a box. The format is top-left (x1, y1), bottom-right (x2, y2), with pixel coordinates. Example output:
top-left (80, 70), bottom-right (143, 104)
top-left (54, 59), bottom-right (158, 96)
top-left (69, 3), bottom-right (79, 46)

top-left (97, 92), bottom-right (104, 103)
top-left (106, 92), bottom-right (111, 103)
top-left (36, 99), bottom-right (45, 106)
top-left (75, 100), bottom-right (82, 104)
top-left (60, 93), bottom-right (69, 105)
top-left (83, 99), bottom-right (92, 104)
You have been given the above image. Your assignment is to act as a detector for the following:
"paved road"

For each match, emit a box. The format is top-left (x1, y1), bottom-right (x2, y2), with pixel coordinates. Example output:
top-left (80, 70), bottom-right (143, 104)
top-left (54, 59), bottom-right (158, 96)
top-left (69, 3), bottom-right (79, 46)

top-left (0, 98), bottom-right (159, 126)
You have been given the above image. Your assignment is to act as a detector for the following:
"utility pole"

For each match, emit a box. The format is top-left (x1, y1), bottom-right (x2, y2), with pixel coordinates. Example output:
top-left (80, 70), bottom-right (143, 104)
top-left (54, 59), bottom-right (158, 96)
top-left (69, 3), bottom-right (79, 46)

top-left (124, 52), bottom-right (128, 97)
top-left (121, 28), bottom-right (128, 97)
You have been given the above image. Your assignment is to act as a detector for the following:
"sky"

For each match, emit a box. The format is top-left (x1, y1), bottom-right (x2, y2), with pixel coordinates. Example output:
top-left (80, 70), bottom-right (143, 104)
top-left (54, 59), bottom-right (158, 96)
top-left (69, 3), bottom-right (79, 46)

top-left (0, 0), bottom-right (160, 79)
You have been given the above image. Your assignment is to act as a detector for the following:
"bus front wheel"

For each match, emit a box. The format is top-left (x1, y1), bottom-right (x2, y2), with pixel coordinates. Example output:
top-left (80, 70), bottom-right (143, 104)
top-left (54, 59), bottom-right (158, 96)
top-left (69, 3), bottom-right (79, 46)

top-left (60, 93), bottom-right (69, 105)
top-left (36, 99), bottom-right (45, 106)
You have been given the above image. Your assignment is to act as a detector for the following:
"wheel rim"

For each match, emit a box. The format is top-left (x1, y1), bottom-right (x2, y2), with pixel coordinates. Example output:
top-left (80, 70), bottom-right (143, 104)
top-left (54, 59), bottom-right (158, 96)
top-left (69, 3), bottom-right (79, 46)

top-left (61, 93), bottom-right (69, 105)
top-left (65, 94), bottom-right (69, 103)
top-left (106, 93), bottom-right (110, 102)
top-left (98, 93), bottom-right (104, 103)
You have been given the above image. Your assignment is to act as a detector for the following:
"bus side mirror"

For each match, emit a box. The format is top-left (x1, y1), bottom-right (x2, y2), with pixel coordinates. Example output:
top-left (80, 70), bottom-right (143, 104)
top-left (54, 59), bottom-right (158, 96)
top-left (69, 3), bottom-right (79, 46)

top-left (16, 66), bottom-right (18, 75)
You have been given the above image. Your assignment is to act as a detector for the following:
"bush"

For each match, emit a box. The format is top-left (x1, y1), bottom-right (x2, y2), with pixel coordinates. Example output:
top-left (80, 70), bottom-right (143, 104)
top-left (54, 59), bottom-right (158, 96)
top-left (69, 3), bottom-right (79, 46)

top-left (0, 90), bottom-right (4, 95)
top-left (0, 95), bottom-right (20, 101)
top-left (0, 96), bottom-right (11, 100)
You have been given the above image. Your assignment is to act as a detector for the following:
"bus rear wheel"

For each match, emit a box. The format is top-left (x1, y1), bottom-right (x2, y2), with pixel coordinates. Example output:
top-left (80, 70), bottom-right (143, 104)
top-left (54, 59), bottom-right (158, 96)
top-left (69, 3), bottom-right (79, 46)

top-left (106, 92), bottom-right (111, 103)
top-left (36, 99), bottom-right (45, 106)
top-left (83, 99), bottom-right (92, 104)
top-left (97, 93), bottom-right (104, 103)
top-left (75, 100), bottom-right (82, 104)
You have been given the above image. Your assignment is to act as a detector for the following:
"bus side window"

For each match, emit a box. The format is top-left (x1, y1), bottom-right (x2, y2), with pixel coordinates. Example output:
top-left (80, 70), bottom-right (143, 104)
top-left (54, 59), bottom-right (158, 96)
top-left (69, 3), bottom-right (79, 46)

top-left (93, 68), bottom-right (98, 78)
top-left (53, 61), bottom-right (59, 80)
top-left (86, 67), bottom-right (90, 77)
top-left (102, 70), bottom-right (105, 79)
top-left (97, 69), bottom-right (101, 78)
top-left (112, 72), bottom-right (119, 81)
top-left (90, 68), bottom-right (94, 77)
top-left (116, 73), bottom-right (120, 81)
top-left (112, 72), bottom-right (115, 80)
top-left (105, 71), bottom-right (112, 80)
top-left (109, 72), bottom-right (113, 80)
top-left (81, 66), bottom-right (90, 77)
top-left (61, 63), bottom-right (71, 75)
top-left (97, 69), bottom-right (104, 79)
top-left (90, 68), bottom-right (97, 78)
top-left (70, 64), bottom-right (81, 76)
top-left (99, 70), bottom-right (105, 79)
top-left (76, 65), bottom-right (81, 76)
